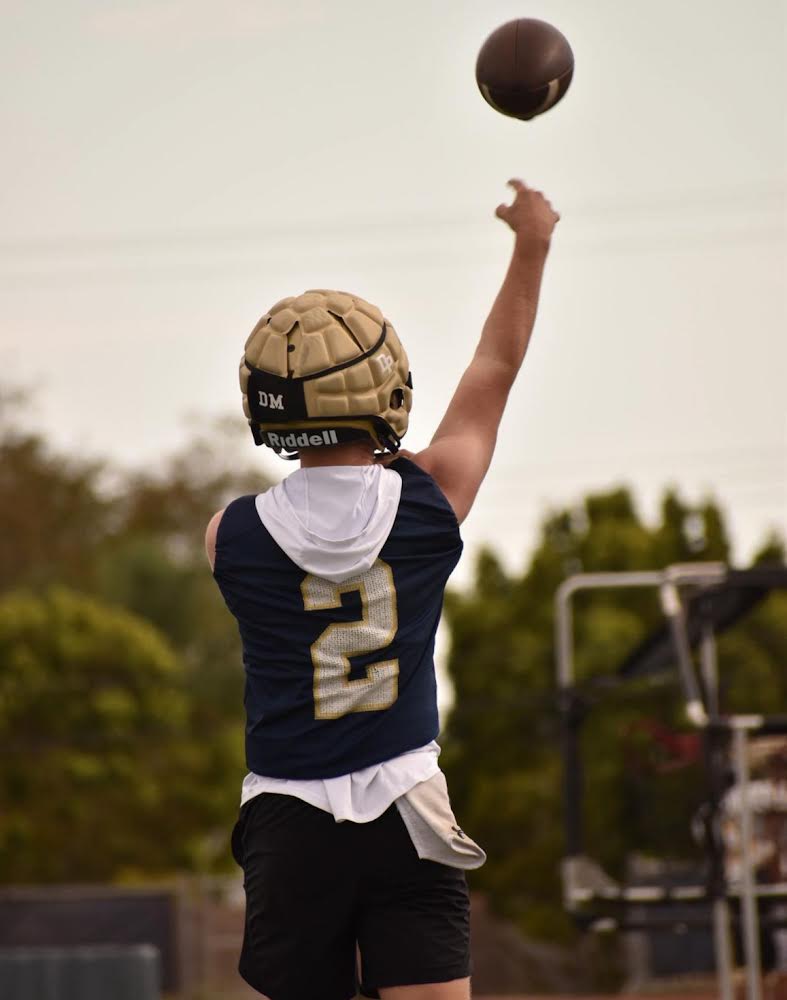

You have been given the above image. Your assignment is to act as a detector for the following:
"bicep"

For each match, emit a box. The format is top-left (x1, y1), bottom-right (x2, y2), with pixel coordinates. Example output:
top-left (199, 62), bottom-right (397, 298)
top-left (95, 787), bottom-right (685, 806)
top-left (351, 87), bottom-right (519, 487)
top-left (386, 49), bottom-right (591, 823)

top-left (415, 357), bottom-right (516, 523)
top-left (430, 355), bottom-right (514, 447)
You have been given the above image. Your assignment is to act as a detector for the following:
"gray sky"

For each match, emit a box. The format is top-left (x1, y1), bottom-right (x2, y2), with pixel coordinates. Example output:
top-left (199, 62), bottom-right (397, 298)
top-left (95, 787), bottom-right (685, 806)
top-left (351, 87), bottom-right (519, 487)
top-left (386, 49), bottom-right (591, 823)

top-left (2, 0), bottom-right (785, 586)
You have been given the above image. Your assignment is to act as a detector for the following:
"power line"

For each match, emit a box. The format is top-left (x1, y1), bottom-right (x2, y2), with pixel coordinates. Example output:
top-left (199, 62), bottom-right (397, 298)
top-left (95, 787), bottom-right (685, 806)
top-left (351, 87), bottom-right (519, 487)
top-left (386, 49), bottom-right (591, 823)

top-left (0, 187), bottom-right (783, 257)
top-left (0, 223), bottom-right (783, 289)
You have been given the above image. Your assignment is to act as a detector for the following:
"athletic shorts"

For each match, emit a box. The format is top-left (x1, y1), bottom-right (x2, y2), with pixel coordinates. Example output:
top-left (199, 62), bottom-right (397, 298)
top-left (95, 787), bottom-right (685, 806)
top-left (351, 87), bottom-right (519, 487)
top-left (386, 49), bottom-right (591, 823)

top-left (230, 792), bottom-right (471, 1000)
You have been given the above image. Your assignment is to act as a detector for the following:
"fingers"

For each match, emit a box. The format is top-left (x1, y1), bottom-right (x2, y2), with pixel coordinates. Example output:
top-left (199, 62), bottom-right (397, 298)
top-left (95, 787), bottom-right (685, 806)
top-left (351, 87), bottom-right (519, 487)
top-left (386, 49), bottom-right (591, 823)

top-left (497, 179), bottom-right (525, 217)
top-left (507, 178), bottom-right (547, 203)
top-left (504, 178), bottom-right (560, 217)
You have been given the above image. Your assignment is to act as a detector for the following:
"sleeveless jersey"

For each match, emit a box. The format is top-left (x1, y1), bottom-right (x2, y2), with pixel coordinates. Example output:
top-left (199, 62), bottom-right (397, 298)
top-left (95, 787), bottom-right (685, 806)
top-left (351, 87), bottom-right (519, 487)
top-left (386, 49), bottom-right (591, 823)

top-left (213, 458), bottom-right (462, 780)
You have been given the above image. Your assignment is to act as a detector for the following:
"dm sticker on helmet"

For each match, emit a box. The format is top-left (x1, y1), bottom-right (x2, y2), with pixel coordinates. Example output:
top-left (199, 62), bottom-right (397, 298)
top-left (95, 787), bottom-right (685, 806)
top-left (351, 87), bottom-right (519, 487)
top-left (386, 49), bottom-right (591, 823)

top-left (375, 352), bottom-right (394, 375)
top-left (258, 390), bottom-right (284, 411)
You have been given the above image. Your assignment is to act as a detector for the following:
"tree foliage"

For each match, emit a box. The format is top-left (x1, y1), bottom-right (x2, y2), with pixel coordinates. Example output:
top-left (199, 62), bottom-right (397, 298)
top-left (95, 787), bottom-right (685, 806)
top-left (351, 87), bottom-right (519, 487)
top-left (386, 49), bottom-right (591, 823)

top-left (0, 424), bottom-right (110, 594)
top-left (0, 587), bottom-right (202, 881)
top-left (0, 395), bottom-right (271, 882)
top-left (442, 487), bottom-right (786, 943)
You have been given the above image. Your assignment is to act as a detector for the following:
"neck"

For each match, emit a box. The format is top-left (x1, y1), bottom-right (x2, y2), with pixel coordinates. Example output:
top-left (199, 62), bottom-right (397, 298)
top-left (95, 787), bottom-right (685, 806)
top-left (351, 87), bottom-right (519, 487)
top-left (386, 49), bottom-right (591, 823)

top-left (298, 441), bottom-right (376, 468)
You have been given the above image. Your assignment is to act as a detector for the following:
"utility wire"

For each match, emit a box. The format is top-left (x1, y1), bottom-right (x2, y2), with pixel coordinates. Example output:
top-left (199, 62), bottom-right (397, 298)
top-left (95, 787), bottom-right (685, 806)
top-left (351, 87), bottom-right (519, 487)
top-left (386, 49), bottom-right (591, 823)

top-left (0, 223), bottom-right (784, 288)
top-left (0, 187), bottom-right (783, 256)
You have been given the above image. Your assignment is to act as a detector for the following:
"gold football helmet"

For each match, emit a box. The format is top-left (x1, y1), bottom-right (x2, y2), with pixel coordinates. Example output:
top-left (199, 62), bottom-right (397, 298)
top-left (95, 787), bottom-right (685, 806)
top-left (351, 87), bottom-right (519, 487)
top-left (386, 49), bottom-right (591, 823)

top-left (240, 290), bottom-right (412, 457)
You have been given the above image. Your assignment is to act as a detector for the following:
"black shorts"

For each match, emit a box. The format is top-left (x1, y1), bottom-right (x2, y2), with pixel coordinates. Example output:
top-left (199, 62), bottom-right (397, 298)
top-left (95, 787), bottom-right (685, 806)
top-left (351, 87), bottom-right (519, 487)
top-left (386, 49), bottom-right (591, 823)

top-left (230, 792), bottom-right (471, 1000)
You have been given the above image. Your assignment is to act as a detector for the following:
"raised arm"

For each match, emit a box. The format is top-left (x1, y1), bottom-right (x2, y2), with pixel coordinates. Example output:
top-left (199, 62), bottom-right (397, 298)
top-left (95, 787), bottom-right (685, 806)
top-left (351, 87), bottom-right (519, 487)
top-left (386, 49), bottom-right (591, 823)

top-left (412, 179), bottom-right (559, 522)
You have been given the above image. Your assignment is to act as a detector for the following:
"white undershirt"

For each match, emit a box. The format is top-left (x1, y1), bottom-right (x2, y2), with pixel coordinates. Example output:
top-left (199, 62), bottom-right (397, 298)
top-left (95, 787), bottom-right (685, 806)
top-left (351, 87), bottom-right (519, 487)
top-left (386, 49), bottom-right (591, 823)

top-left (240, 742), bottom-right (441, 821)
top-left (240, 464), bottom-right (441, 823)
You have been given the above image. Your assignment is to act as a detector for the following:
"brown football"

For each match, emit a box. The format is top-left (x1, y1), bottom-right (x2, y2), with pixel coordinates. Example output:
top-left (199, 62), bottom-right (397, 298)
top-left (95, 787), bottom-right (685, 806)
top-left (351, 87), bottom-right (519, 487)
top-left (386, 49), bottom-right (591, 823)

top-left (476, 19), bottom-right (574, 121)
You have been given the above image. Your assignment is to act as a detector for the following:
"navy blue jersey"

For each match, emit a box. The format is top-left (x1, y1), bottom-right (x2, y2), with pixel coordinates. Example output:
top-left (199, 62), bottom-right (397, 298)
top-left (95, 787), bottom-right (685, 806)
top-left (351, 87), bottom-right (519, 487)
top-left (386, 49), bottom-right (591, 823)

top-left (213, 458), bottom-right (462, 779)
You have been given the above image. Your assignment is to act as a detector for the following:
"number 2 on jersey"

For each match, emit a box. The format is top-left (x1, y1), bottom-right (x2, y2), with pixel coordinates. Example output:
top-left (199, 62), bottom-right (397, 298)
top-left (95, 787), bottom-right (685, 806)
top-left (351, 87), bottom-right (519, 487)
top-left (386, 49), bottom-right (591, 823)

top-left (301, 559), bottom-right (399, 720)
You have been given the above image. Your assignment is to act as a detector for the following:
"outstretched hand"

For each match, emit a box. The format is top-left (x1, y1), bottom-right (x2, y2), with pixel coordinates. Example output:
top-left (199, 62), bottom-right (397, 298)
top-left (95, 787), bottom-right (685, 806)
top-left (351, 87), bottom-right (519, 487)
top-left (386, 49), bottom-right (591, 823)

top-left (495, 179), bottom-right (559, 250)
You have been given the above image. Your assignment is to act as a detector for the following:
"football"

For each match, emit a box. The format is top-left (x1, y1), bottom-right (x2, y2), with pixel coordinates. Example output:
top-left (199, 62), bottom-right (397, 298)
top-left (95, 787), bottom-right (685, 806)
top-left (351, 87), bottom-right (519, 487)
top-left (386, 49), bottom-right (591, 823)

top-left (476, 18), bottom-right (574, 121)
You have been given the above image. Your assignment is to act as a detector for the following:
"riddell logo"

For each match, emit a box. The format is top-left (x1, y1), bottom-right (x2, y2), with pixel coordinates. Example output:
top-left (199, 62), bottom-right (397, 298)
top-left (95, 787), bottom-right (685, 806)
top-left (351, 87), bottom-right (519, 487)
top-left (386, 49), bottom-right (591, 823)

top-left (267, 429), bottom-right (339, 449)
top-left (258, 391), bottom-right (284, 410)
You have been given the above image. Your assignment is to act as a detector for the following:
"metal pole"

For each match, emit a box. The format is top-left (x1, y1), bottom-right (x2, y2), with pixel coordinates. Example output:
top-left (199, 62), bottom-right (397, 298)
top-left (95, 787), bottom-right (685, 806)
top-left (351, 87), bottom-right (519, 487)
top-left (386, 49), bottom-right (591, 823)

top-left (555, 573), bottom-right (667, 858)
top-left (701, 627), bottom-right (736, 1000)
top-left (555, 571), bottom-right (669, 690)
top-left (560, 691), bottom-right (585, 859)
top-left (555, 577), bottom-right (575, 691)
top-left (733, 725), bottom-right (763, 1000)
top-left (660, 582), bottom-right (707, 726)
top-left (700, 626), bottom-right (719, 716)
top-left (713, 897), bottom-right (737, 1000)
top-left (556, 582), bottom-right (581, 858)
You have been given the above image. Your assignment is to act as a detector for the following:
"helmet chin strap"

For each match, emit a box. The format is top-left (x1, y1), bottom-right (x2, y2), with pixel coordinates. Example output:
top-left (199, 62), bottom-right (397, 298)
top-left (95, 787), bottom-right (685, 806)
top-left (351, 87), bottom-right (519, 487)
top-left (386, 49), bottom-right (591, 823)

top-left (250, 419), bottom-right (402, 460)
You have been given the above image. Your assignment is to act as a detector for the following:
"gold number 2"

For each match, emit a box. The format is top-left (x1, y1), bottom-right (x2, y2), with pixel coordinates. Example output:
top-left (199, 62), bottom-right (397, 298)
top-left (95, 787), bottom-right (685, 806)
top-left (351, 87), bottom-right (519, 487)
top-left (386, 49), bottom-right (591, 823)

top-left (301, 559), bottom-right (399, 720)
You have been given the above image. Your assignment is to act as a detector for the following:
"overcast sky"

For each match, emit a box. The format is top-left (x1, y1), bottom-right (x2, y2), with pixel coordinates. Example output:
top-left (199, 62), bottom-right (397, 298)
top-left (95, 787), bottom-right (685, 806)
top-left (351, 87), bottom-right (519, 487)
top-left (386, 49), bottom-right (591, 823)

top-left (2, 0), bottom-right (785, 586)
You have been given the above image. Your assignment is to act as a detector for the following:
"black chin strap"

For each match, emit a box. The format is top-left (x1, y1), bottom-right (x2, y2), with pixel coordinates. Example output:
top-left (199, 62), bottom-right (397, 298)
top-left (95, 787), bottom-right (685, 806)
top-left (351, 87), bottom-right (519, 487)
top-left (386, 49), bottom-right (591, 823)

top-left (248, 419), bottom-right (401, 460)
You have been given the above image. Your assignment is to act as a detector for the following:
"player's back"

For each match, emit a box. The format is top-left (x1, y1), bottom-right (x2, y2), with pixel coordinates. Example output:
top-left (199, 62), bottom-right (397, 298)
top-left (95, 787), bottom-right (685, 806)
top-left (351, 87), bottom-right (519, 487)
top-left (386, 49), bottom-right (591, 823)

top-left (213, 457), bottom-right (462, 780)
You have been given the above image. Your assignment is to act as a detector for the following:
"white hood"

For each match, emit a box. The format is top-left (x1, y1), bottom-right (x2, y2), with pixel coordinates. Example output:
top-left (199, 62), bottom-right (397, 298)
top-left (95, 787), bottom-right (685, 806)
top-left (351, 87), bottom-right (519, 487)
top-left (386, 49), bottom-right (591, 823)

top-left (256, 465), bottom-right (402, 583)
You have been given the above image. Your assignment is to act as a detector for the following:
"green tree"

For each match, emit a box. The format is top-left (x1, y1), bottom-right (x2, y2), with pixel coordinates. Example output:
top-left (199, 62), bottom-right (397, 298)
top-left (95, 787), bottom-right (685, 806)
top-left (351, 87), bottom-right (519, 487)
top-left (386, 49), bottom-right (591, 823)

top-left (0, 587), bottom-right (234, 881)
top-left (0, 395), bottom-right (272, 881)
top-left (0, 417), bottom-right (111, 594)
top-left (442, 487), bottom-right (786, 943)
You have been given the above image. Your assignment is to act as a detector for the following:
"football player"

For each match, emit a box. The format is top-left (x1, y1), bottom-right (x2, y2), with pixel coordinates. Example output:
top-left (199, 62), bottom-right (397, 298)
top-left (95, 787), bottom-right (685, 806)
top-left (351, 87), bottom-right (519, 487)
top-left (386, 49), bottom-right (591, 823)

top-left (206, 179), bottom-right (559, 1000)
